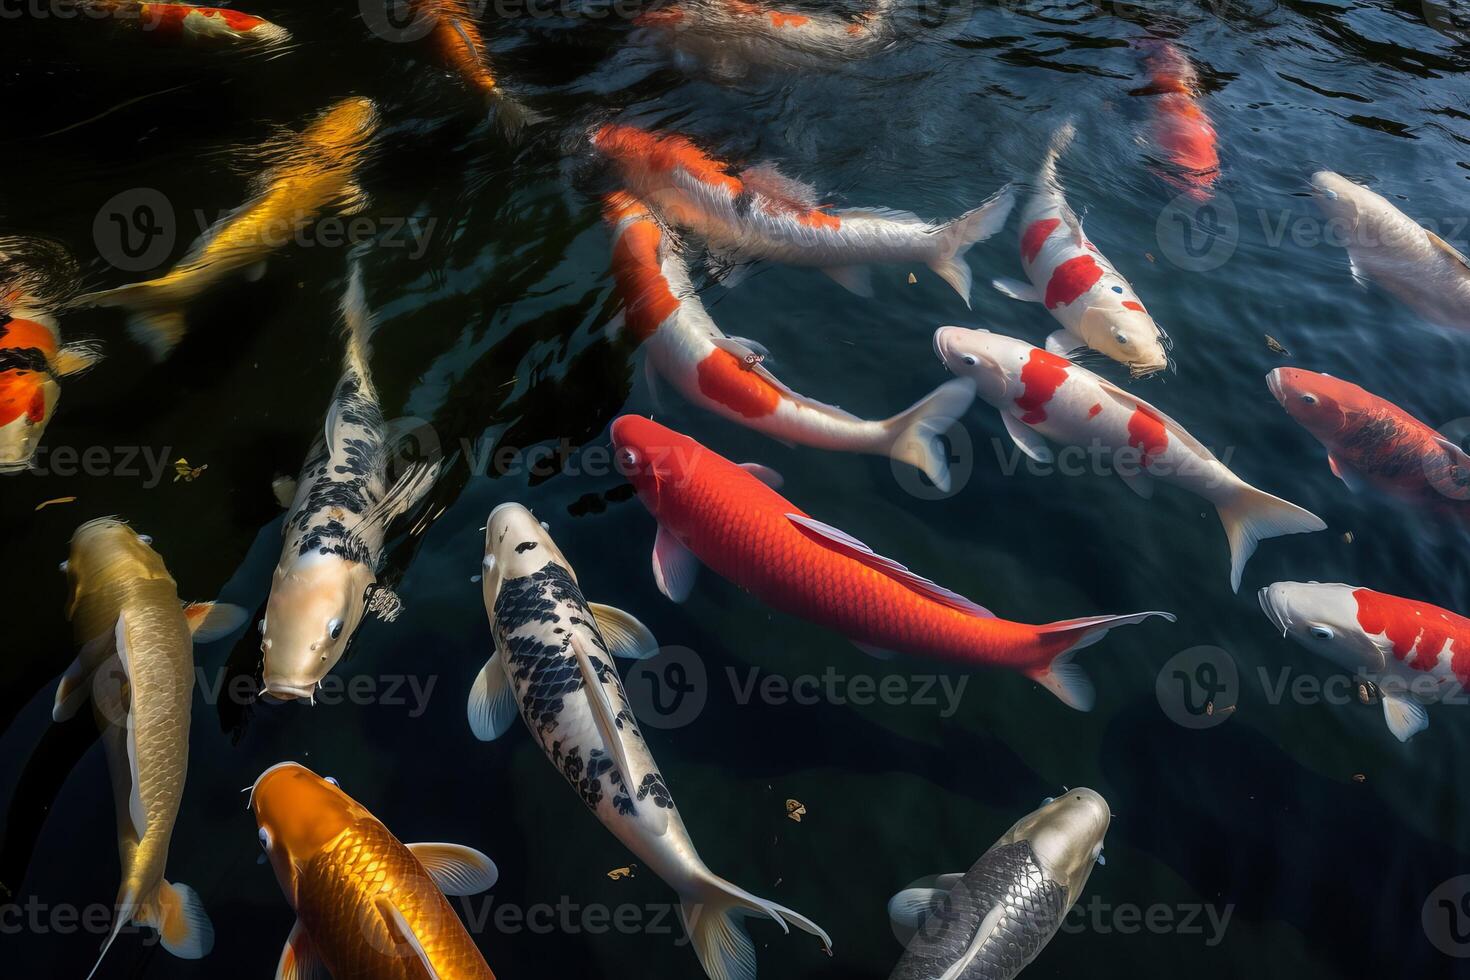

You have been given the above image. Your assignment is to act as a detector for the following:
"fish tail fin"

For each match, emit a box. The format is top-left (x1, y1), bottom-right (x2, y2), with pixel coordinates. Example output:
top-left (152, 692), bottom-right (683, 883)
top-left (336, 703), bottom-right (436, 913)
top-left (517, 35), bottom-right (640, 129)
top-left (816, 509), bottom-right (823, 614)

top-left (487, 88), bottom-right (542, 141)
top-left (928, 183), bottom-right (1016, 306)
top-left (1027, 610), bottom-right (1177, 710)
top-left (1214, 484), bottom-right (1326, 593)
top-left (339, 257), bottom-right (378, 402)
top-left (880, 378), bottom-right (976, 492)
top-left (133, 879), bottom-right (215, 960)
top-left (1037, 119), bottom-right (1078, 189)
top-left (76, 282), bottom-right (186, 360)
top-left (677, 868), bottom-right (832, 980)
top-left (85, 887), bottom-right (138, 980)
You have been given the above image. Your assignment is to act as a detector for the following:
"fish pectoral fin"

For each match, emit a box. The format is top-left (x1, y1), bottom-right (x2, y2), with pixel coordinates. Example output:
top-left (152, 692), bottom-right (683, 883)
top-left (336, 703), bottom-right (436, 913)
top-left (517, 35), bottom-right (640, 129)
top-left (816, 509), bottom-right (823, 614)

top-left (886, 885), bottom-right (948, 939)
top-left (643, 356), bottom-right (664, 414)
top-left (1347, 254), bottom-right (1369, 288)
top-left (1044, 328), bottom-right (1087, 356)
top-left (652, 525), bottom-right (700, 603)
top-left (992, 276), bottom-right (1042, 302)
top-left (367, 456), bottom-right (444, 530)
top-left (1326, 454), bottom-right (1366, 492)
top-left (1117, 466), bottom-right (1155, 500)
top-left (853, 641), bottom-right (897, 660)
top-left (1426, 230), bottom-right (1470, 272)
top-left (53, 342), bottom-right (105, 376)
top-left (52, 654), bottom-right (94, 722)
top-left (588, 603), bottom-right (659, 660)
top-left (467, 654), bottom-right (518, 741)
top-left (271, 475), bottom-right (299, 509)
top-left (243, 261), bottom-right (269, 283)
top-left (275, 919), bottom-right (322, 980)
top-left (723, 335), bottom-right (772, 363)
top-left (183, 601), bottom-right (249, 644)
top-left (937, 904), bottom-right (1007, 980)
top-left (112, 614), bottom-right (148, 839)
top-left (738, 462), bottom-right (785, 489)
top-left (570, 635), bottom-right (668, 835)
top-left (406, 843), bottom-right (499, 896)
top-left (821, 264), bottom-right (875, 298)
top-left (785, 513), bottom-right (995, 619)
top-left (374, 898), bottom-right (442, 980)
top-left (1001, 413), bottom-right (1053, 464)
top-left (709, 337), bottom-right (793, 394)
top-left (1382, 694), bottom-right (1430, 743)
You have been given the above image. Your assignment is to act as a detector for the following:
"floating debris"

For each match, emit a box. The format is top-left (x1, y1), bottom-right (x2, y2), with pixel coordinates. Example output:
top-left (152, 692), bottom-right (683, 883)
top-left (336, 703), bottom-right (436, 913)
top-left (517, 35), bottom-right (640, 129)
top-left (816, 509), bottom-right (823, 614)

top-left (606, 865), bottom-right (636, 881)
top-left (1357, 679), bottom-right (1380, 705)
top-left (1352, 773), bottom-right (1366, 783)
top-left (785, 799), bottom-right (807, 823)
top-left (907, 272), bottom-right (917, 284)
top-left (1145, 251), bottom-right (1156, 263)
top-left (1265, 334), bottom-right (1290, 356)
top-left (174, 457), bottom-right (208, 483)
top-left (34, 496), bottom-right (77, 511)
top-left (1342, 531), bottom-right (1354, 544)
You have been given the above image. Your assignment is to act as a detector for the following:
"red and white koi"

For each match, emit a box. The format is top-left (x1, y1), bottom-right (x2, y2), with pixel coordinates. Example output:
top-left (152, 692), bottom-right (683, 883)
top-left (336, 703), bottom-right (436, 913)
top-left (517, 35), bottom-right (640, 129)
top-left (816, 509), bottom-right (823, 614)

top-left (636, 0), bottom-right (898, 77)
top-left (592, 123), bottom-right (1015, 304)
top-left (90, 2), bottom-right (290, 47)
top-left (1137, 40), bottom-right (1219, 202)
top-left (603, 192), bottom-right (975, 488)
top-left (992, 123), bottom-right (1171, 376)
top-left (1260, 582), bottom-right (1470, 742)
top-left (936, 327), bottom-right (1325, 592)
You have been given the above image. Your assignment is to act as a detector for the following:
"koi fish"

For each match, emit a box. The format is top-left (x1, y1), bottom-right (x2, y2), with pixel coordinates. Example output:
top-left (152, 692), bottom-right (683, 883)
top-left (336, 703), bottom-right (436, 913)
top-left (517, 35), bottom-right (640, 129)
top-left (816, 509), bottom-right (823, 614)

top-left (75, 97), bottom-right (379, 358)
top-left (120, 2), bottom-right (291, 47)
top-left (1267, 367), bottom-right (1470, 512)
top-left (51, 518), bottom-right (245, 977)
top-left (260, 264), bottom-right (440, 702)
top-left (992, 123), bottom-right (1171, 376)
top-left (415, 0), bottom-right (535, 136)
top-left (1259, 582), bottom-right (1470, 742)
top-left (0, 246), bottom-right (102, 471)
top-left (610, 415), bottom-right (1176, 709)
top-left (1309, 170), bottom-right (1470, 333)
top-left (602, 191), bottom-right (975, 488)
top-left (473, 503), bottom-right (831, 980)
top-left (1137, 40), bottom-right (1219, 202)
top-left (592, 123), bottom-right (1015, 304)
top-left (250, 762), bottom-right (498, 978)
top-left (636, 0), bottom-right (898, 77)
top-left (886, 790), bottom-right (1109, 980)
top-left (937, 327), bottom-right (1325, 592)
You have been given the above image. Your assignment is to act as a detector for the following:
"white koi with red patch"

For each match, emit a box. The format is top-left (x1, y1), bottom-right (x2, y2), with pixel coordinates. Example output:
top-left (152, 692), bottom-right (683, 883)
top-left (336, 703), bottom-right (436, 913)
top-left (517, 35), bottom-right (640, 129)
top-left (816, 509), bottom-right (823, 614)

top-left (1259, 581), bottom-right (1470, 741)
top-left (992, 123), bottom-right (1170, 376)
top-left (592, 124), bottom-right (1015, 304)
top-left (604, 193), bottom-right (975, 490)
top-left (935, 327), bottom-right (1324, 591)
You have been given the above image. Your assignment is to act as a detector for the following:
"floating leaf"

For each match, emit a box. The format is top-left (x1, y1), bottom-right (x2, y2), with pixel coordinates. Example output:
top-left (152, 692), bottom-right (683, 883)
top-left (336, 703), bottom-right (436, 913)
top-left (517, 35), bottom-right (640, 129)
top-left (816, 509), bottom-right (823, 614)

top-left (606, 865), bottom-right (636, 881)
top-left (907, 273), bottom-right (917, 284)
top-left (174, 458), bottom-right (208, 483)
top-left (35, 496), bottom-right (77, 511)
top-left (785, 799), bottom-right (807, 823)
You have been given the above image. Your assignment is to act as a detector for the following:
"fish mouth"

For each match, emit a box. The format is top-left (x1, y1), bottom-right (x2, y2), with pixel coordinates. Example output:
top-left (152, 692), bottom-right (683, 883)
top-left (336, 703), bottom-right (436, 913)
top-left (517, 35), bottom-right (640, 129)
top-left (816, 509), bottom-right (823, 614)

top-left (1266, 368), bottom-right (1286, 406)
top-left (259, 682), bottom-right (318, 704)
top-left (0, 456), bottom-right (36, 474)
top-left (1257, 587), bottom-right (1291, 637)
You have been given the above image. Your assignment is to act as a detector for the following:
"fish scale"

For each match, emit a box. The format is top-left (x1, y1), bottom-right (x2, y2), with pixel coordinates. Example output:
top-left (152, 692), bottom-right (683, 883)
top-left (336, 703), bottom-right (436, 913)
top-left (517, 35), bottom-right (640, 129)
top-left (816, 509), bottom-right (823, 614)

top-left (293, 819), bottom-right (492, 979)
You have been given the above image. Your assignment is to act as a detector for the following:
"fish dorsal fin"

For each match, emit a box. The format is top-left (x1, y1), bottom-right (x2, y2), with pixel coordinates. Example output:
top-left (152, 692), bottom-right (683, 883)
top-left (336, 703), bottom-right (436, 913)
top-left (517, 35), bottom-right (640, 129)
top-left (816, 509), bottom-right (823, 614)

top-left (1095, 380), bottom-right (1215, 461)
top-left (570, 634), bottom-right (668, 836)
top-left (709, 336), bottom-right (795, 396)
top-left (834, 206), bottom-right (924, 223)
top-left (785, 514), bottom-right (994, 618)
top-left (275, 920), bottom-right (322, 980)
top-left (739, 163), bottom-right (820, 207)
top-left (937, 903), bottom-right (1006, 980)
top-left (1058, 204), bottom-right (1087, 249)
top-left (406, 843), bottom-right (499, 896)
top-left (1427, 230), bottom-right (1470, 272)
top-left (375, 898), bottom-right (442, 980)
top-left (353, 457), bottom-right (443, 541)
top-left (114, 613), bottom-right (148, 839)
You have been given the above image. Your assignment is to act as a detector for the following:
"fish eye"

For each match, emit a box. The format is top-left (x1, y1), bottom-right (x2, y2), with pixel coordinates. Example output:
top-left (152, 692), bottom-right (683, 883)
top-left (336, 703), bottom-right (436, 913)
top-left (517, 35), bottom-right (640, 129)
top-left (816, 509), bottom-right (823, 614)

top-left (58, 560), bottom-right (69, 573)
top-left (1301, 394), bottom-right (1317, 405)
top-left (1111, 285), bottom-right (1124, 294)
top-left (324, 776), bottom-right (339, 786)
top-left (258, 827), bottom-right (272, 850)
top-left (961, 354), bottom-right (978, 366)
top-left (618, 447), bottom-right (641, 469)
top-left (1114, 332), bottom-right (1130, 345)
top-left (328, 619), bottom-right (344, 641)
top-left (1309, 626), bottom-right (1334, 640)
top-left (137, 534), bottom-right (152, 545)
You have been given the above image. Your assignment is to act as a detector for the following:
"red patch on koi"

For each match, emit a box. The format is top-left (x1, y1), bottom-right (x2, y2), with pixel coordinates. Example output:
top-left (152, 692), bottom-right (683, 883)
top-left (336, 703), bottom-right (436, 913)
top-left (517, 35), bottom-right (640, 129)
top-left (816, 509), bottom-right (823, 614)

top-left (769, 11), bottom-right (809, 27)
top-left (696, 348), bottom-right (781, 418)
top-left (1087, 403), bottom-right (1102, 419)
top-left (1122, 300), bottom-right (1145, 312)
top-left (1354, 588), bottom-right (1470, 679)
top-left (594, 125), bottom-right (744, 199)
top-left (1015, 348), bottom-right (1071, 424)
top-left (1044, 254), bottom-right (1103, 308)
top-left (605, 199), bottom-right (680, 343)
top-left (1127, 406), bottom-right (1169, 468)
top-left (1020, 218), bottom-right (1060, 265)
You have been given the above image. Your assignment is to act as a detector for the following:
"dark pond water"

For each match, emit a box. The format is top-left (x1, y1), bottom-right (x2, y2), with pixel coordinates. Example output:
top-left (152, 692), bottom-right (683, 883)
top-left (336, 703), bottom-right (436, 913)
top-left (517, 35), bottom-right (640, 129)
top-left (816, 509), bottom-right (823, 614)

top-left (2, 1), bottom-right (1469, 977)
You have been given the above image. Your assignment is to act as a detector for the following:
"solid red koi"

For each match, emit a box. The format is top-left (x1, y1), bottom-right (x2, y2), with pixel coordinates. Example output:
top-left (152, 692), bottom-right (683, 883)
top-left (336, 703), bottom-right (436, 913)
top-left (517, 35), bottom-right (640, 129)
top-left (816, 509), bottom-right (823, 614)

top-left (1021, 218), bottom-right (1060, 265)
top-left (695, 348), bottom-right (781, 418)
top-left (1015, 348), bottom-right (1071, 425)
top-left (1127, 405), bottom-right (1169, 468)
top-left (1354, 588), bottom-right (1470, 680)
top-left (1044, 254), bottom-right (1103, 308)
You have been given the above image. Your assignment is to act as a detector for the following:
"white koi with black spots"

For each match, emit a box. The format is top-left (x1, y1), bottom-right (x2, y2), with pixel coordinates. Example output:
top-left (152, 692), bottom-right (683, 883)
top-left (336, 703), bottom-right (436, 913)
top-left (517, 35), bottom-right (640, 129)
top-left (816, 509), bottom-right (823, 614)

top-left (935, 327), bottom-right (1324, 592)
top-left (260, 264), bottom-right (439, 701)
top-left (472, 503), bottom-right (831, 980)
top-left (992, 124), bottom-right (1170, 376)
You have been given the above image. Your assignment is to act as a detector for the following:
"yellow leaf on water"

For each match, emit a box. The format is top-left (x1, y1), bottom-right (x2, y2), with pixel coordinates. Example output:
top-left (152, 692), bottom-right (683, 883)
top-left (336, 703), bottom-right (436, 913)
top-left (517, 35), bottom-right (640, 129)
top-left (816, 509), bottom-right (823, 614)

top-left (785, 799), bottom-right (807, 823)
top-left (35, 496), bottom-right (77, 511)
top-left (606, 865), bottom-right (636, 881)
